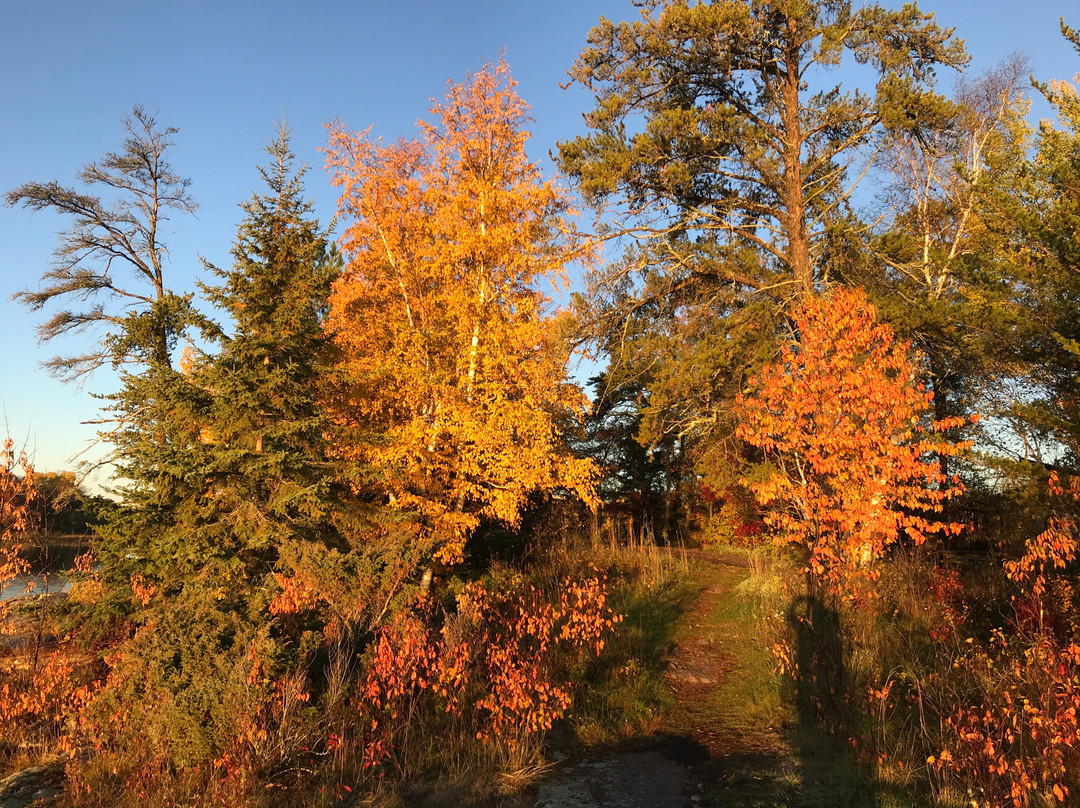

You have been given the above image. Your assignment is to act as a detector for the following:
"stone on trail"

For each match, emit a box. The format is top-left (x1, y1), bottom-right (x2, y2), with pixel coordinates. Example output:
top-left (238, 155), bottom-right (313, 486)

top-left (0, 761), bottom-right (65, 808)
top-left (533, 750), bottom-right (685, 808)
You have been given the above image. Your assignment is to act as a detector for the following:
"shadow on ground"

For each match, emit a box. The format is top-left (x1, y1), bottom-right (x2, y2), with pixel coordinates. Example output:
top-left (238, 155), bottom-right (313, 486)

top-left (532, 734), bottom-right (707, 808)
top-left (530, 552), bottom-right (927, 808)
top-left (780, 592), bottom-right (922, 808)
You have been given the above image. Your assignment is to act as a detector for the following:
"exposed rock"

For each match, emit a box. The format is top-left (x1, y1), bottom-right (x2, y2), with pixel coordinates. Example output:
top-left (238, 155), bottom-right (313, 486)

top-left (0, 760), bottom-right (65, 808)
top-left (533, 751), bottom-right (685, 808)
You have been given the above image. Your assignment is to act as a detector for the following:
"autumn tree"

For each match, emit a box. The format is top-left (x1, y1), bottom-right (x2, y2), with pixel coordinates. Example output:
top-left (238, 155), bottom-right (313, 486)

top-left (0, 436), bottom-right (46, 709)
top-left (0, 438), bottom-right (43, 544)
top-left (32, 471), bottom-right (95, 535)
top-left (325, 62), bottom-right (598, 563)
top-left (736, 287), bottom-right (966, 585)
top-left (559, 0), bottom-right (967, 517)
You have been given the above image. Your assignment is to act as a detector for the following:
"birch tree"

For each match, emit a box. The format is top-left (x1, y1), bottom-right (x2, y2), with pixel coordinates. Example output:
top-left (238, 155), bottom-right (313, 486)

top-left (325, 62), bottom-right (597, 563)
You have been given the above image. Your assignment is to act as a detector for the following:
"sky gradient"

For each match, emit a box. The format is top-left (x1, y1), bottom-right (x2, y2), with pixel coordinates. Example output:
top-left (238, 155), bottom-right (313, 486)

top-left (1, 0), bottom-right (1077, 489)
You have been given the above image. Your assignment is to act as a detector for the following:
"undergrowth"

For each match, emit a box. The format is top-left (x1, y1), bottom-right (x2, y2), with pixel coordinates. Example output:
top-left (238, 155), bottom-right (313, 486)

top-left (556, 529), bottom-right (693, 750)
top-left (743, 514), bottom-right (1080, 808)
top-left (0, 506), bottom-right (695, 808)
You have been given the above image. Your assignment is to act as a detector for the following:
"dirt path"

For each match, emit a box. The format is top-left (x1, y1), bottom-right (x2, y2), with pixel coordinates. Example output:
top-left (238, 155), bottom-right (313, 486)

top-left (662, 552), bottom-right (796, 806)
top-left (533, 548), bottom-right (897, 808)
top-left (534, 551), bottom-right (798, 808)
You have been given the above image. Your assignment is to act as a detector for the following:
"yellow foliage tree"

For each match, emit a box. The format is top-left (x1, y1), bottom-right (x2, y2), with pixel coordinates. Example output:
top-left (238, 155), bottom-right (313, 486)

top-left (324, 61), bottom-right (597, 563)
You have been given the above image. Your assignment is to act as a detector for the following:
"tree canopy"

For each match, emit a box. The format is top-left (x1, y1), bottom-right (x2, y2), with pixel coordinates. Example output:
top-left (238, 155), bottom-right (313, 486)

top-left (560, 0), bottom-right (967, 297)
top-left (325, 61), bottom-right (598, 563)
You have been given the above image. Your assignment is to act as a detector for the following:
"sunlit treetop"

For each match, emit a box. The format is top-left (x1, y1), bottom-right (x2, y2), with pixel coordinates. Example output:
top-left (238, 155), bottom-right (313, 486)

top-left (325, 61), bottom-right (598, 563)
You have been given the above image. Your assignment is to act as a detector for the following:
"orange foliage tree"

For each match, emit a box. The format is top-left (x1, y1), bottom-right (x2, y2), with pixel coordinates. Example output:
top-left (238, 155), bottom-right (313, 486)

top-left (324, 62), bottom-right (597, 562)
top-left (736, 287), bottom-right (967, 584)
top-left (0, 438), bottom-right (42, 540)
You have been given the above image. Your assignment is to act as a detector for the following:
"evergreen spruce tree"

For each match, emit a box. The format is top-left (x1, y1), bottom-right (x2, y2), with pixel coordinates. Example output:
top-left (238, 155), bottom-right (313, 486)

top-left (82, 125), bottom-right (430, 767)
top-left (104, 122), bottom-right (344, 591)
top-left (196, 121), bottom-right (342, 570)
top-left (189, 123), bottom-right (426, 648)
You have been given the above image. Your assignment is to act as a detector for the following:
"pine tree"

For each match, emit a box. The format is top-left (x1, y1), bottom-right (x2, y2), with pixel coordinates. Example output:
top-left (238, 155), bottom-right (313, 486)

top-left (560, 0), bottom-right (967, 299)
top-left (559, 0), bottom-right (967, 509)
top-left (1000, 20), bottom-right (1080, 473)
top-left (8, 106), bottom-right (199, 379)
top-left (850, 58), bottom-right (1034, 476)
top-left (196, 121), bottom-right (342, 565)
top-left (7, 107), bottom-right (215, 587)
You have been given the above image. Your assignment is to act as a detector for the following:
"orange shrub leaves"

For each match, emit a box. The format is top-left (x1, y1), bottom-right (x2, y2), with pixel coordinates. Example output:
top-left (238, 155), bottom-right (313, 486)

top-left (360, 570), bottom-right (619, 767)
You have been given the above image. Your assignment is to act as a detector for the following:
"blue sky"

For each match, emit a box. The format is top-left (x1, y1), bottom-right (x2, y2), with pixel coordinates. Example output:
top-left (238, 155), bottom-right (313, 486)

top-left (1, 0), bottom-right (1077, 489)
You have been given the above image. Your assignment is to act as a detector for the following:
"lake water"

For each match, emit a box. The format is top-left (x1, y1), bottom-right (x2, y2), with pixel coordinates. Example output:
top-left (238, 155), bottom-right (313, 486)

top-left (0, 575), bottom-right (70, 603)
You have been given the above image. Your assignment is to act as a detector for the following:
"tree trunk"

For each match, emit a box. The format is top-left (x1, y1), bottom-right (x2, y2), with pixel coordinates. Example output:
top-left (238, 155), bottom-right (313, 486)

top-left (782, 25), bottom-right (813, 297)
top-left (930, 355), bottom-right (950, 481)
top-left (662, 452), bottom-right (672, 545)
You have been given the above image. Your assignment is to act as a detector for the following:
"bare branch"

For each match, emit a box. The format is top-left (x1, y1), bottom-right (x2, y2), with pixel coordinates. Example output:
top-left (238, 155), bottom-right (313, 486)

top-left (6, 106), bottom-right (196, 378)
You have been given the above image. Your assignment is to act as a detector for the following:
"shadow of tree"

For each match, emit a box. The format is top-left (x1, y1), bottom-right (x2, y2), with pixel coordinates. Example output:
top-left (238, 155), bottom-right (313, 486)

top-left (783, 592), bottom-right (922, 808)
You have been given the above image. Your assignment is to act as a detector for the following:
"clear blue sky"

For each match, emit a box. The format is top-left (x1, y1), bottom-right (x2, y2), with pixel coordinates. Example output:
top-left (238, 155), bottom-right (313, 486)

top-left (1, 0), bottom-right (1077, 489)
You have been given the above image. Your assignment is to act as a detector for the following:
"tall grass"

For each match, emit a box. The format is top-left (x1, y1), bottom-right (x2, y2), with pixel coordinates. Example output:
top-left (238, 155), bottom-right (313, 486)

top-left (735, 532), bottom-right (1080, 808)
top-left (546, 515), bottom-right (692, 750)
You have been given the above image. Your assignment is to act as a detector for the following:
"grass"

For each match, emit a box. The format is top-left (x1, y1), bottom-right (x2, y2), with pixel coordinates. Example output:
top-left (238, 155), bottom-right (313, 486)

top-left (672, 552), bottom-right (797, 808)
top-left (658, 548), bottom-right (930, 808)
top-left (555, 534), bottom-right (696, 749)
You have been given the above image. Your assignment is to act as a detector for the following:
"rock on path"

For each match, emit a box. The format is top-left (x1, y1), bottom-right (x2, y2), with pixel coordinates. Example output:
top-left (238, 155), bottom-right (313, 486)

top-left (533, 751), bottom-right (686, 808)
top-left (0, 760), bottom-right (64, 808)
